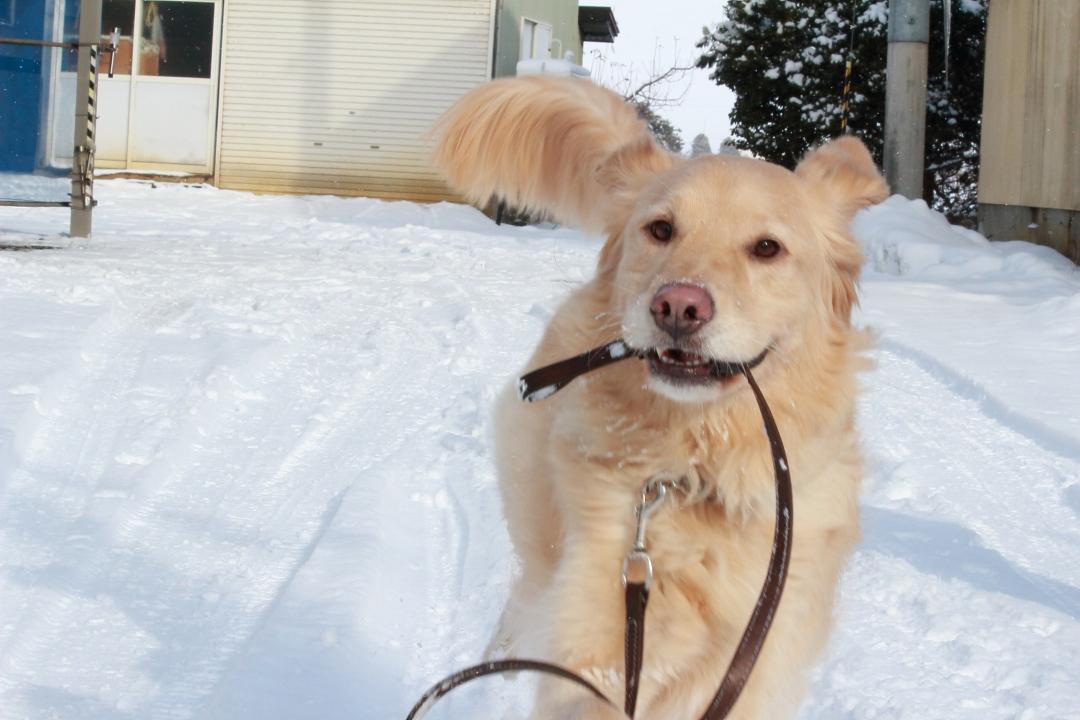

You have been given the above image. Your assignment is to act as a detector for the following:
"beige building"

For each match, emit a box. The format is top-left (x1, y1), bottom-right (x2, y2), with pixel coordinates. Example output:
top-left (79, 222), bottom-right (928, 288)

top-left (215, 0), bottom-right (496, 201)
top-left (216, 1), bottom-right (614, 200)
top-left (977, 0), bottom-right (1079, 262)
top-left (40, 0), bottom-right (614, 202)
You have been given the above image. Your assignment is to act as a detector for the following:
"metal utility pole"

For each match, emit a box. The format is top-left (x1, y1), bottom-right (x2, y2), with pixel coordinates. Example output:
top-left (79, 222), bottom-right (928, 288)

top-left (884, 0), bottom-right (929, 199)
top-left (70, 0), bottom-right (102, 237)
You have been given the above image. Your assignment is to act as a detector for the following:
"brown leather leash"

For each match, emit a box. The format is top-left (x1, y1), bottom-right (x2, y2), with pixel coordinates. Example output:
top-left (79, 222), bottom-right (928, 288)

top-left (406, 340), bottom-right (793, 720)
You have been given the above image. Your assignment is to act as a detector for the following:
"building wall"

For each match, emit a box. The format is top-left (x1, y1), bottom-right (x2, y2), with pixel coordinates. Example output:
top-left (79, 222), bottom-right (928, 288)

top-left (492, 0), bottom-right (583, 78)
top-left (0, 0), bottom-right (49, 172)
top-left (979, 204), bottom-right (1077, 263)
top-left (215, 0), bottom-right (495, 201)
top-left (978, 0), bottom-right (1079, 211)
top-left (977, 0), bottom-right (1078, 261)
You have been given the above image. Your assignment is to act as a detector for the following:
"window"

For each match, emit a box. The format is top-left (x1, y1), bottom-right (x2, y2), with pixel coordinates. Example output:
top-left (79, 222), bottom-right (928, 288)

top-left (520, 18), bottom-right (552, 61)
top-left (60, 0), bottom-right (214, 78)
top-left (100, 0), bottom-right (136, 75)
top-left (62, 0), bottom-right (136, 73)
top-left (140, 1), bottom-right (214, 78)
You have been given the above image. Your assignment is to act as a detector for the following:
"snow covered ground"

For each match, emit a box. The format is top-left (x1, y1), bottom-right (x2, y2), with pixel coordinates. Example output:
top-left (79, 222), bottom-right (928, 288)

top-left (1, 177), bottom-right (1078, 719)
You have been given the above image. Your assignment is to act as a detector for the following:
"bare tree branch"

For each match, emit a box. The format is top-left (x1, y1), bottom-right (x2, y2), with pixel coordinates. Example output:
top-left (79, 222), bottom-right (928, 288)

top-left (588, 37), bottom-right (696, 110)
top-left (624, 63), bottom-right (696, 105)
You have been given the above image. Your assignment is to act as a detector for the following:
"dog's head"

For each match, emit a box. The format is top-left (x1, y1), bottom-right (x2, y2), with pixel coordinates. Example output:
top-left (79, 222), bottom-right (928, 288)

top-left (434, 78), bottom-right (887, 404)
top-left (604, 138), bottom-right (886, 402)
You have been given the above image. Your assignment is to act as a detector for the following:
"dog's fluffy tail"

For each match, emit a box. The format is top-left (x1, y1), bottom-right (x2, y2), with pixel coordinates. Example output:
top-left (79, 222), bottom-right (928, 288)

top-left (432, 76), bottom-right (660, 234)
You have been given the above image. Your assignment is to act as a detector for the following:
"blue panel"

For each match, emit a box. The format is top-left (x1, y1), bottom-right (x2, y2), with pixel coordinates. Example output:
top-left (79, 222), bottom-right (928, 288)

top-left (0, 0), bottom-right (49, 172)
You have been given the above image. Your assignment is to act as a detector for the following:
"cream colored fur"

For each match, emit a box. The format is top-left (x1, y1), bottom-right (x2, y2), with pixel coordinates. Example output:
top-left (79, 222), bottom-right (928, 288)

top-left (433, 76), bottom-right (888, 719)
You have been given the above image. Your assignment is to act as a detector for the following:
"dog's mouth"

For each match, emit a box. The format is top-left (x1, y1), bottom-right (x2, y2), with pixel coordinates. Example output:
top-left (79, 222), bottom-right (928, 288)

top-left (647, 347), bottom-right (768, 385)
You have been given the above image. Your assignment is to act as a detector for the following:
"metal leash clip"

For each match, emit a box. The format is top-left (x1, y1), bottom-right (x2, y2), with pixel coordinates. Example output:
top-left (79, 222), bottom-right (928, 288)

top-left (621, 479), bottom-right (670, 590)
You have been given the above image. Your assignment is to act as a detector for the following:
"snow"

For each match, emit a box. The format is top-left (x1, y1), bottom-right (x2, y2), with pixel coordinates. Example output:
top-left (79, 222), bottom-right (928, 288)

top-left (1, 177), bottom-right (1079, 719)
top-left (960, 0), bottom-right (986, 15)
top-left (861, 1), bottom-right (889, 25)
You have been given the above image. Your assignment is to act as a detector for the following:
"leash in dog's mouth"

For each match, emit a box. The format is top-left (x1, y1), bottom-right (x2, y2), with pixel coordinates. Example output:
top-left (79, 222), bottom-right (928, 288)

top-left (408, 342), bottom-right (791, 720)
top-left (518, 339), bottom-right (768, 403)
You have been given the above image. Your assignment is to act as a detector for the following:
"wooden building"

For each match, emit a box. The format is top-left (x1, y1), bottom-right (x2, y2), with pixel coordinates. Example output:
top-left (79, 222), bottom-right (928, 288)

top-left (977, 0), bottom-right (1079, 262)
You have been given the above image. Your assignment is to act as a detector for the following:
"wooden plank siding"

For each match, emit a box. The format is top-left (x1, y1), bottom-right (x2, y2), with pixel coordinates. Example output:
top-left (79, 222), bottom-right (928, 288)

top-left (977, 0), bottom-right (1080, 212)
top-left (215, 0), bottom-right (495, 201)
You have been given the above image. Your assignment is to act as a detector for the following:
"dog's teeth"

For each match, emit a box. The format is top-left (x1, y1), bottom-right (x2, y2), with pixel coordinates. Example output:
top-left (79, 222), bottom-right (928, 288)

top-left (658, 350), bottom-right (708, 368)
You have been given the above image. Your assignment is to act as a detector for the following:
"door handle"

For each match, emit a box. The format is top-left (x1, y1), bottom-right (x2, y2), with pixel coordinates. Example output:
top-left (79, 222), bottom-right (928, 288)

top-left (107, 27), bottom-right (119, 78)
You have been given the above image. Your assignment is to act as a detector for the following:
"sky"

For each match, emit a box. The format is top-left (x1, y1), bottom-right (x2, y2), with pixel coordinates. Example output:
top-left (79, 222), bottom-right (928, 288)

top-left (582, 0), bottom-right (737, 153)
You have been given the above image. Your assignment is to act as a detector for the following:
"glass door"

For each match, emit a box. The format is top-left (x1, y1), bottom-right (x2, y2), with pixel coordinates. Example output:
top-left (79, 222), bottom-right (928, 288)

top-left (50, 0), bottom-right (220, 173)
top-left (128, 0), bottom-right (219, 169)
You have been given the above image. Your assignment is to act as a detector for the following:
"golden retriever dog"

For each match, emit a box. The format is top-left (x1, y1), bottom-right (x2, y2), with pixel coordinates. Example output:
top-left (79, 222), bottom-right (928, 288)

top-left (432, 76), bottom-right (887, 719)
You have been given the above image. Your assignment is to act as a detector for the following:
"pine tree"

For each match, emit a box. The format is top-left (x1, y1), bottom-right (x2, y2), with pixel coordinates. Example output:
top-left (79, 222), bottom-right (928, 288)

top-left (634, 101), bottom-right (684, 154)
top-left (697, 0), bottom-right (986, 223)
top-left (691, 133), bottom-right (713, 157)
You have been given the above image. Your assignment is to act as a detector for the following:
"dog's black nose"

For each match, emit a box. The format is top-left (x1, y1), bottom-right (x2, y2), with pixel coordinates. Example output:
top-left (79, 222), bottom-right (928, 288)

top-left (650, 283), bottom-right (714, 338)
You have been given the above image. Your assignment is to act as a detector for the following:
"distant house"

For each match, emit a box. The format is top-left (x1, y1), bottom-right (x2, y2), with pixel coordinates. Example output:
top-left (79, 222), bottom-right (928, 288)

top-left (2, 0), bottom-right (615, 201)
top-left (977, 0), bottom-right (1078, 262)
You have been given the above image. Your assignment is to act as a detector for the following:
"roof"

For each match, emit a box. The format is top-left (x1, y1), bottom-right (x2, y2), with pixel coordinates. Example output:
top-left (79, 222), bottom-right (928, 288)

top-left (578, 6), bottom-right (619, 43)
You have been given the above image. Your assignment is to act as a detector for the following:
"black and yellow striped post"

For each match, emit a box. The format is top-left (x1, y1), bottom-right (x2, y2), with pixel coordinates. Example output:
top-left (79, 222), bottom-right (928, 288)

top-left (839, 59), bottom-right (853, 134)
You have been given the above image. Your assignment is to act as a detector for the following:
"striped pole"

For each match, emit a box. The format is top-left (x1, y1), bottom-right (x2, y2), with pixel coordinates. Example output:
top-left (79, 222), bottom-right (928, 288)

top-left (839, 59), bottom-right (853, 134)
top-left (82, 46), bottom-right (98, 203)
top-left (70, 0), bottom-right (102, 237)
top-left (839, 1), bottom-right (857, 135)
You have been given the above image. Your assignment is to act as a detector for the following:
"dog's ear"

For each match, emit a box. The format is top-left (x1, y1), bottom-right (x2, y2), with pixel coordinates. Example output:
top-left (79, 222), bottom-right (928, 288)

top-left (433, 77), bottom-right (675, 235)
top-left (591, 135), bottom-right (676, 276)
top-left (795, 136), bottom-right (888, 213)
top-left (795, 137), bottom-right (888, 320)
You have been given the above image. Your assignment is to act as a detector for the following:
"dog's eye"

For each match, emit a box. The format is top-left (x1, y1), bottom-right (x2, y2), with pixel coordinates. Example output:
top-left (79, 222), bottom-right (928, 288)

top-left (751, 237), bottom-right (783, 259)
top-left (646, 220), bottom-right (674, 243)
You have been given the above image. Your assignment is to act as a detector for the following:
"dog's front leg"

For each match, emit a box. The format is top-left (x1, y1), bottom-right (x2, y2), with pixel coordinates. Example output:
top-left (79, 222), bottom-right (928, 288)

top-left (484, 385), bottom-right (564, 660)
top-left (529, 527), bottom-right (631, 720)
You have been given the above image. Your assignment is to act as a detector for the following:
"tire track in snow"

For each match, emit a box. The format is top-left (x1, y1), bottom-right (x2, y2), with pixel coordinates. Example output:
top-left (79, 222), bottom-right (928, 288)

top-left (0, 300), bottom-right (194, 704)
top-left (807, 343), bottom-right (1080, 720)
top-left (0, 283), bottom-right (447, 717)
top-left (198, 365), bottom-right (455, 719)
top-left (133, 316), bottom-right (454, 717)
top-left (877, 337), bottom-right (1080, 462)
top-left (860, 347), bottom-right (1080, 614)
top-left (199, 281), bottom-right (511, 719)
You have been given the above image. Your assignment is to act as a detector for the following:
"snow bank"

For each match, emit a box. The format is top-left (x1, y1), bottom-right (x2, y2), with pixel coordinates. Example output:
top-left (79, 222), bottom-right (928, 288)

top-left (855, 195), bottom-right (1080, 450)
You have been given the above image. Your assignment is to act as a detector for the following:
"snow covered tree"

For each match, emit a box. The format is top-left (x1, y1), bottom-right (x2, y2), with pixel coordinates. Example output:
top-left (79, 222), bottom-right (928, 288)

top-left (634, 101), bottom-right (684, 154)
top-left (697, 0), bottom-right (987, 223)
top-left (717, 137), bottom-right (741, 156)
top-left (691, 133), bottom-right (713, 157)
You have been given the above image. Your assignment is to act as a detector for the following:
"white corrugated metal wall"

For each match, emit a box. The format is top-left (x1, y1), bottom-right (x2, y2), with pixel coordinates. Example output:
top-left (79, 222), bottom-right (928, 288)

top-left (215, 0), bottom-right (494, 200)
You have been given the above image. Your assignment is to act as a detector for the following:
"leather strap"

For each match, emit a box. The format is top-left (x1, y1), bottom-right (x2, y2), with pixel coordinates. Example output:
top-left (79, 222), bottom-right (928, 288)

top-left (616, 367), bottom-right (793, 720)
top-left (623, 581), bottom-right (650, 717)
top-left (517, 341), bottom-right (767, 403)
top-left (404, 658), bottom-right (621, 720)
top-left (697, 368), bottom-right (793, 719)
top-left (518, 340), bottom-right (640, 402)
